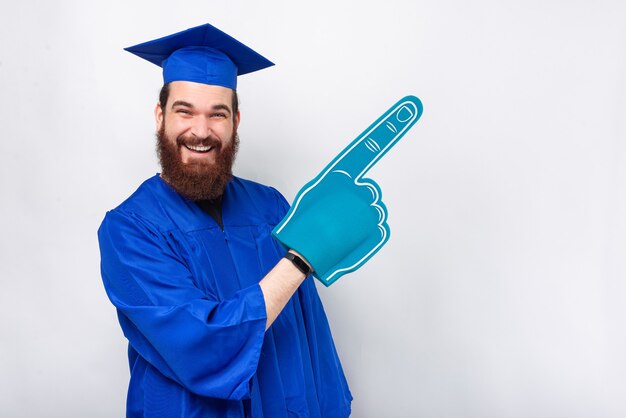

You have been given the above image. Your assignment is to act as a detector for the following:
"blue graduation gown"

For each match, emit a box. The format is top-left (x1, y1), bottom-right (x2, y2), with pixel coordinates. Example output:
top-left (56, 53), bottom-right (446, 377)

top-left (98, 175), bottom-right (352, 417)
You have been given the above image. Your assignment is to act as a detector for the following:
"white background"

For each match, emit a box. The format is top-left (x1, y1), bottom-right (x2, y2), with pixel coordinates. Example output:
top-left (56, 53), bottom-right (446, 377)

top-left (1, 1), bottom-right (625, 417)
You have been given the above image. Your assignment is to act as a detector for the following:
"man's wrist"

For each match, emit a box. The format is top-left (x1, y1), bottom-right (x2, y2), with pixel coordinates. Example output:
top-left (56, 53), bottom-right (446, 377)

top-left (284, 251), bottom-right (313, 275)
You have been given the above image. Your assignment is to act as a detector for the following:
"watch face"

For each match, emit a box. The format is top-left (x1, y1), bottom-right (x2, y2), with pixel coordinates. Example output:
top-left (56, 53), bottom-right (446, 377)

top-left (286, 253), bottom-right (310, 275)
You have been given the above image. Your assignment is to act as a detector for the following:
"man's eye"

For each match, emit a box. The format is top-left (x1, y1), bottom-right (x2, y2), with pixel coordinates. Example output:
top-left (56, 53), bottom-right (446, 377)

top-left (176, 109), bottom-right (191, 115)
top-left (211, 113), bottom-right (227, 119)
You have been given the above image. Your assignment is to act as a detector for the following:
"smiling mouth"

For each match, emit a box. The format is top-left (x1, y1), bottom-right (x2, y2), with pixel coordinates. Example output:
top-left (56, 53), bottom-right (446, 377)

top-left (184, 144), bottom-right (214, 153)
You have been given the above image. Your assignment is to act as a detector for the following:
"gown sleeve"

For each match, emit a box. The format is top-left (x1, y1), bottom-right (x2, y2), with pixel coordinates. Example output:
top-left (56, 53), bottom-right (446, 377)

top-left (98, 209), bottom-right (267, 401)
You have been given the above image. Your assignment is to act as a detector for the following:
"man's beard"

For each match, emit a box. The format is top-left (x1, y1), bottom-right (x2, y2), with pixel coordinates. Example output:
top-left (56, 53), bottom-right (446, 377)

top-left (156, 124), bottom-right (239, 201)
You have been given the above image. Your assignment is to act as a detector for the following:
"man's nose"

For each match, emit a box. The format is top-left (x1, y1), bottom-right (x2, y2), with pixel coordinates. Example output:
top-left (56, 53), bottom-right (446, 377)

top-left (190, 117), bottom-right (213, 139)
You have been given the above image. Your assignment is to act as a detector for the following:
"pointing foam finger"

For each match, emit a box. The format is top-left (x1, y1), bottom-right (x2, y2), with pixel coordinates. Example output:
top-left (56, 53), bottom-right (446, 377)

top-left (329, 96), bottom-right (423, 180)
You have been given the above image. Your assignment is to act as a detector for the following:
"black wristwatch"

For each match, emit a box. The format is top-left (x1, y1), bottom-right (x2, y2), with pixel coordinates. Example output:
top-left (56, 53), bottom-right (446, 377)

top-left (283, 252), bottom-right (312, 275)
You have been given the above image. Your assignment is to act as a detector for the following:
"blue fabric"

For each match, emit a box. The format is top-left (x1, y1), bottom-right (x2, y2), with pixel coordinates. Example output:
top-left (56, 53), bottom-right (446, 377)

top-left (98, 175), bottom-right (352, 417)
top-left (163, 47), bottom-right (238, 89)
top-left (124, 23), bottom-right (274, 89)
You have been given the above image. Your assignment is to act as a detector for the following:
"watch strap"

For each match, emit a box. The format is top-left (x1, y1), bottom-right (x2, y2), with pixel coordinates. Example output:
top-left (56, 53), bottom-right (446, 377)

top-left (283, 252), bottom-right (311, 275)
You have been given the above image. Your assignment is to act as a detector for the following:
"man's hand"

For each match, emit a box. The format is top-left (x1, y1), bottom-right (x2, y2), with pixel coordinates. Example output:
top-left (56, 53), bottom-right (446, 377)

top-left (273, 96), bottom-right (423, 286)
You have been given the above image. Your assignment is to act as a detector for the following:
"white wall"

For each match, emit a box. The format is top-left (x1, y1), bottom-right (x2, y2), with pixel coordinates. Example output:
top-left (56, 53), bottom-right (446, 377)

top-left (1, 1), bottom-right (625, 416)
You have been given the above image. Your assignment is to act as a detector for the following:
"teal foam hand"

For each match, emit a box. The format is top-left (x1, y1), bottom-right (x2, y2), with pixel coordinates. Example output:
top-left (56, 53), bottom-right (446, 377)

top-left (273, 96), bottom-right (423, 286)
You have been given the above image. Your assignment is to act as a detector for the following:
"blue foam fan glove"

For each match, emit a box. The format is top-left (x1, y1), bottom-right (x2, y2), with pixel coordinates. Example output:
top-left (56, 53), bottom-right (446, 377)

top-left (273, 96), bottom-right (423, 286)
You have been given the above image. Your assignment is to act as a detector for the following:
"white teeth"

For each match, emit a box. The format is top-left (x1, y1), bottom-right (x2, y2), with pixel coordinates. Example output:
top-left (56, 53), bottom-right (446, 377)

top-left (185, 144), bottom-right (213, 152)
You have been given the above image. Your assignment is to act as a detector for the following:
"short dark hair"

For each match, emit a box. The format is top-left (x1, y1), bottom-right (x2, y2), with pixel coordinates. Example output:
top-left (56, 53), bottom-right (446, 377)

top-left (158, 83), bottom-right (239, 116)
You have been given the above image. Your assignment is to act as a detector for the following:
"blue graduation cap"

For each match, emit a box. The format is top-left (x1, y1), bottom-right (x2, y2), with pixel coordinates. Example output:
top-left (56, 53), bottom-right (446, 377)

top-left (125, 23), bottom-right (274, 90)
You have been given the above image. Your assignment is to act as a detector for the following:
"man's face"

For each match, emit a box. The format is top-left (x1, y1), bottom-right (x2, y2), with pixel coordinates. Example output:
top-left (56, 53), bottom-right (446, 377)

top-left (155, 81), bottom-right (240, 200)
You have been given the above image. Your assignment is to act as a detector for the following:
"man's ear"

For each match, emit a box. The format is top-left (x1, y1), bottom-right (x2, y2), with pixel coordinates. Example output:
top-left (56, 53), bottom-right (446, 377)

top-left (234, 111), bottom-right (241, 130)
top-left (155, 102), bottom-right (164, 131)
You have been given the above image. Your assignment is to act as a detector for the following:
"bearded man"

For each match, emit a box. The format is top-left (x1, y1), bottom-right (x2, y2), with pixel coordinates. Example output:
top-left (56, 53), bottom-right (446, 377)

top-left (98, 23), bottom-right (352, 417)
